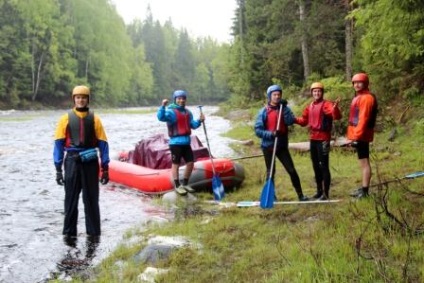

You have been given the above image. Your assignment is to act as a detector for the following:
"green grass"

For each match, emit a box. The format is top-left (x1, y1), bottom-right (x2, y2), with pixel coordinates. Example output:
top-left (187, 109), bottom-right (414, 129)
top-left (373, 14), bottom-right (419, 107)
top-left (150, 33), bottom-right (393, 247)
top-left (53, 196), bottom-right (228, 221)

top-left (61, 105), bottom-right (424, 283)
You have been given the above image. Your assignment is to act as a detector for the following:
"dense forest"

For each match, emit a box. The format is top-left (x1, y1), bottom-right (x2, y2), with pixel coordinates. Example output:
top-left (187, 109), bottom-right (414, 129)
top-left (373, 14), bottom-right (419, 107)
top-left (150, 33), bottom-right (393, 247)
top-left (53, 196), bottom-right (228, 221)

top-left (0, 0), bottom-right (422, 109)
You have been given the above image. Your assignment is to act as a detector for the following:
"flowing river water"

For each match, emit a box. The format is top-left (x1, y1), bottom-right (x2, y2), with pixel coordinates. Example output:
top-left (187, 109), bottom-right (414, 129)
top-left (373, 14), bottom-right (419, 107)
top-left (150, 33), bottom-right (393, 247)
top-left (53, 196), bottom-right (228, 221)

top-left (0, 106), bottom-right (236, 283)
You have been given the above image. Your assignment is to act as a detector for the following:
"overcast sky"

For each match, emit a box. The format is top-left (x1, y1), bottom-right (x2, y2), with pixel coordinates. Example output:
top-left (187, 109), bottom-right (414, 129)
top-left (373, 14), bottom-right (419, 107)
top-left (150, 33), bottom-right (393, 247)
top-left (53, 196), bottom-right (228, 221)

top-left (111, 0), bottom-right (237, 43)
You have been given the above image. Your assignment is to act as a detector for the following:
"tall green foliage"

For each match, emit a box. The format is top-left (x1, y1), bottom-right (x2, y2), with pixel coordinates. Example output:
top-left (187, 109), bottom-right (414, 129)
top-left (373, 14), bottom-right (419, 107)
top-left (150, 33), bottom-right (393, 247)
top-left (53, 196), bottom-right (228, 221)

top-left (352, 0), bottom-right (424, 101)
top-left (69, 0), bottom-right (133, 105)
top-left (229, 0), bottom-right (348, 103)
top-left (173, 30), bottom-right (195, 90)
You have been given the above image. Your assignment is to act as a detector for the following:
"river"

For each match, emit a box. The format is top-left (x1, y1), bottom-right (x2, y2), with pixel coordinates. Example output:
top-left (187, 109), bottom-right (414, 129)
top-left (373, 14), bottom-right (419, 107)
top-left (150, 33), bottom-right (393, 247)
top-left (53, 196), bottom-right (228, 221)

top-left (0, 106), bottom-right (235, 283)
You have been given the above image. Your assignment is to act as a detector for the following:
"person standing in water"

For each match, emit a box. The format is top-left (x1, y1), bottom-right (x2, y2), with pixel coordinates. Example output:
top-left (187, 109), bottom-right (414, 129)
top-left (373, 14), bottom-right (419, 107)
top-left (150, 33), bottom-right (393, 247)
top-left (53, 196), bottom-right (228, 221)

top-left (53, 85), bottom-right (110, 239)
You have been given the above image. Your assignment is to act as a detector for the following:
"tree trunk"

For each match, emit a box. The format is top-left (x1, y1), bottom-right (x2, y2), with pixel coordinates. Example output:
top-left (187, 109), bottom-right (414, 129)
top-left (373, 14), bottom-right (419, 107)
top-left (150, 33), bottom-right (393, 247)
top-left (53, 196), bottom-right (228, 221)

top-left (298, 0), bottom-right (310, 81)
top-left (32, 52), bottom-right (45, 101)
top-left (237, 0), bottom-right (245, 66)
top-left (85, 56), bottom-right (89, 81)
top-left (344, 1), bottom-right (353, 81)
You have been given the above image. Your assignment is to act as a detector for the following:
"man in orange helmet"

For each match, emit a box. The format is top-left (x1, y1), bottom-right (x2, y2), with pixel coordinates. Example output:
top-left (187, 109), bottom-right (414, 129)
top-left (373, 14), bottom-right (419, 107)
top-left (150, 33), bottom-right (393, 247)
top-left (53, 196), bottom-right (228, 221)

top-left (295, 82), bottom-right (341, 200)
top-left (347, 73), bottom-right (378, 199)
top-left (53, 85), bottom-right (110, 239)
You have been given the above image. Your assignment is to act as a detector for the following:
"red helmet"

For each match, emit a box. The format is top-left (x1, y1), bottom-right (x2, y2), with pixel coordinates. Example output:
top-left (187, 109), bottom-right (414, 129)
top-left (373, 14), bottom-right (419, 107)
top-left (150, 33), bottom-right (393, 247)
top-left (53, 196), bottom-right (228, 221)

top-left (351, 73), bottom-right (369, 86)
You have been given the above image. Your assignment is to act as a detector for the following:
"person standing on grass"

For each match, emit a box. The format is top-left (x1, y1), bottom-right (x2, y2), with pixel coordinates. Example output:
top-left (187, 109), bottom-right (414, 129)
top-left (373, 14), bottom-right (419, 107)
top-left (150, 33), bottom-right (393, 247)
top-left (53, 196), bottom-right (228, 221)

top-left (255, 84), bottom-right (309, 201)
top-left (294, 82), bottom-right (341, 200)
top-left (347, 73), bottom-right (378, 199)
top-left (157, 90), bottom-right (205, 196)
top-left (53, 85), bottom-right (110, 239)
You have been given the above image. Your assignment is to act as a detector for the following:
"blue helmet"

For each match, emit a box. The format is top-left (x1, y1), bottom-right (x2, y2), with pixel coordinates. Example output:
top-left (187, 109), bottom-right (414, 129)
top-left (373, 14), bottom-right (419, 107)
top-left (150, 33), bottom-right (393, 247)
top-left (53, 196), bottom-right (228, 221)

top-left (173, 90), bottom-right (187, 100)
top-left (266, 85), bottom-right (282, 99)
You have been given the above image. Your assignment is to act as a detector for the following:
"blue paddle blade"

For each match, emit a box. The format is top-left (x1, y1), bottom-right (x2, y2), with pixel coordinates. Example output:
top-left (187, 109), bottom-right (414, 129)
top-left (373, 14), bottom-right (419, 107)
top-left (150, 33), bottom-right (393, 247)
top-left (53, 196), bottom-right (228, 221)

top-left (212, 175), bottom-right (225, 201)
top-left (405, 171), bottom-right (424, 179)
top-left (260, 179), bottom-right (275, 209)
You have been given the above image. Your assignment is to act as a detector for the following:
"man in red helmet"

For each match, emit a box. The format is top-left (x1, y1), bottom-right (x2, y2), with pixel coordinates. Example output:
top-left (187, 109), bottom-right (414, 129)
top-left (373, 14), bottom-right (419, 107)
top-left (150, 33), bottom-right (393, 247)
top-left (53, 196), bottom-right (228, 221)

top-left (347, 73), bottom-right (378, 198)
top-left (295, 82), bottom-right (341, 200)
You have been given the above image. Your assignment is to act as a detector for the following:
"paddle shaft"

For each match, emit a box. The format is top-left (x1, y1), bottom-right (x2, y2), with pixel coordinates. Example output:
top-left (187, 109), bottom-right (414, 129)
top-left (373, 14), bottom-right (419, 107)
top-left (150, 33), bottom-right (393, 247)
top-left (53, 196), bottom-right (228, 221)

top-left (370, 171), bottom-right (424, 188)
top-left (268, 102), bottom-right (284, 180)
top-left (198, 106), bottom-right (217, 176)
top-left (231, 154), bottom-right (263, 161)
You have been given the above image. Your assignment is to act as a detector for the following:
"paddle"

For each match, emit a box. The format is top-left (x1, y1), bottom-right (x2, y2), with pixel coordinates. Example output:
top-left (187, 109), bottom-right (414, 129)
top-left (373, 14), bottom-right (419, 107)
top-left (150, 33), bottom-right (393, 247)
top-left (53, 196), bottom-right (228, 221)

top-left (230, 154), bottom-right (264, 161)
top-left (198, 106), bottom-right (225, 201)
top-left (239, 199), bottom-right (340, 207)
top-left (371, 171), bottom-right (424, 187)
top-left (259, 102), bottom-right (284, 209)
top-left (349, 171), bottom-right (424, 196)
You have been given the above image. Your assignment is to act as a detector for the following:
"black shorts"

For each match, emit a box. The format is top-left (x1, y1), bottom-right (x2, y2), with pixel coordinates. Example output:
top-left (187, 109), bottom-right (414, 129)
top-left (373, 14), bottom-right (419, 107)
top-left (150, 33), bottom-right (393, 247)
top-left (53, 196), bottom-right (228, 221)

top-left (356, 141), bottom-right (370, 159)
top-left (170, 145), bottom-right (194, 164)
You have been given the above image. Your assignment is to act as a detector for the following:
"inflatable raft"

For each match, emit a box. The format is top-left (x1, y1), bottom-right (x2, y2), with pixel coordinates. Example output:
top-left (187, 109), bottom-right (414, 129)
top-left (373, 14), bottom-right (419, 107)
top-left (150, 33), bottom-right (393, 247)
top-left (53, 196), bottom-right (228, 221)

top-left (108, 134), bottom-right (245, 194)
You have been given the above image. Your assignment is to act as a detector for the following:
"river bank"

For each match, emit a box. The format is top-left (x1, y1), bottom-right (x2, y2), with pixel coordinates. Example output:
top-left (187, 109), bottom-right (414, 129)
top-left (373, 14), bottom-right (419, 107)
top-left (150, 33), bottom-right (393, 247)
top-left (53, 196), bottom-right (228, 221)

top-left (77, 105), bottom-right (424, 282)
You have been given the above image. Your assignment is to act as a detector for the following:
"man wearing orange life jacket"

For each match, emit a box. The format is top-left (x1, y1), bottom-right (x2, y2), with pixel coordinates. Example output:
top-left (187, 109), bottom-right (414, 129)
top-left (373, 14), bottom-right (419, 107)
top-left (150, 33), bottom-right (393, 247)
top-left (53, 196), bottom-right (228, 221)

top-left (295, 82), bottom-right (341, 200)
top-left (347, 73), bottom-right (378, 199)
top-left (255, 84), bottom-right (308, 201)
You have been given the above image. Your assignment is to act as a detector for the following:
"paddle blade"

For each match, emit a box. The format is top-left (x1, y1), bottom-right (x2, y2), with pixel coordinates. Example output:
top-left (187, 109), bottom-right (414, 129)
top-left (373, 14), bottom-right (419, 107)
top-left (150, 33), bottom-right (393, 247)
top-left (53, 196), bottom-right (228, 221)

top-left (260, 179), bottom-right (275, 209)
top-left (405, 171), bottom-right (424, 179)
top-left (212, 175), bottom-right (225, 201)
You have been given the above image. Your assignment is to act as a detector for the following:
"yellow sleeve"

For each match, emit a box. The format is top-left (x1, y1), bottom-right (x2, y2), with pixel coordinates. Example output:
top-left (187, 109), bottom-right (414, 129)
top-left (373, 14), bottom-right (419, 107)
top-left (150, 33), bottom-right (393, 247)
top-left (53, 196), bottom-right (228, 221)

top-left (94, 114), bottom-right (108, 142)
top-left (54, 114), bottom-right (69, 140)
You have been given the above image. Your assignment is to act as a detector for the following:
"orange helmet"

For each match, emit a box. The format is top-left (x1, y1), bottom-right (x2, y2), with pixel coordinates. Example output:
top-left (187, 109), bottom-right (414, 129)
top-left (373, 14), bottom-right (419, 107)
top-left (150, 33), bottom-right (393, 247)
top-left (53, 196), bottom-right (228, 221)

top-left (351, 73), bottom-right (369, 86)
top-left (310, 82), bottom-right (324, 91)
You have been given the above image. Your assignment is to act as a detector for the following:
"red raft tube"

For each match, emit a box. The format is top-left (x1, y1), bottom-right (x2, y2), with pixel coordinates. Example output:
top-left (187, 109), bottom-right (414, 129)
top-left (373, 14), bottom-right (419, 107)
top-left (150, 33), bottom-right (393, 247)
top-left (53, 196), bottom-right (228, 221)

top-left (108, 134), bottom-right (245, 195)
top-left (108, 158), bottom-right (245, 195)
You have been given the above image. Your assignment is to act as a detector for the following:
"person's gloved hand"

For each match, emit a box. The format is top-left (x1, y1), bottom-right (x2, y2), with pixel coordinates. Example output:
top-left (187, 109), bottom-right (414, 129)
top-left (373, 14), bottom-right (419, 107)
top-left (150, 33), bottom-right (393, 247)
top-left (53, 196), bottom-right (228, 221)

top-left (56, 170), bottom-right (64, 186)
top-left (100, 170), bottom-right (109, 185)
top-left (273, 130), bottom-right (284, 137)
top-left (280, 99), bottom-right (288, 107)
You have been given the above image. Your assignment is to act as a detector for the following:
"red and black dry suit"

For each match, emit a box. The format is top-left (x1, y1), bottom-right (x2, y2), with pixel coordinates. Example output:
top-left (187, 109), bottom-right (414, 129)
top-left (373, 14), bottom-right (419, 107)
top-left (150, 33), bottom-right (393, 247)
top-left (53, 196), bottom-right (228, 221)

top-left (295, 99), bottom-right (341, 198)
top-left (255, 103), bottom-right (306, 199)
top-left (53, 108), bottom-right (110, 237)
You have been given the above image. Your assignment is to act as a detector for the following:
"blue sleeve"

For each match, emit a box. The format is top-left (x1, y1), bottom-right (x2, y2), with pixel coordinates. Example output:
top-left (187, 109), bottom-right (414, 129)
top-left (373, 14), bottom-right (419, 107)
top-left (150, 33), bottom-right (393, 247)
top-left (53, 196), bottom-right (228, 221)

top-left (53, 139), bottom-right (65, 171)
top-left (254, 108), bottom-right (273, 139)
top-left (98, 140), bottom-right (110, 170)
top-left (188, 110), bottom-right (201, 129)
top-left (283, 106), bottom-right (295, 126)
top-left (157, 106), bottom-right (176, 123)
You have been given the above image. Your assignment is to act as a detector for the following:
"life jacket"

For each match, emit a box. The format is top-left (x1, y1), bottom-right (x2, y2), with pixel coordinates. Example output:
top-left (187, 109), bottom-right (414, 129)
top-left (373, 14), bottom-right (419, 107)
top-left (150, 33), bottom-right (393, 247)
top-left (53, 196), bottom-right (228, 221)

top-left (66, 110), bottom-right (96, 148)
top-left (349, 93), bottom-right (378, 129)
top-left (308, 100), bottom-right (332, 132)
top-left (167, 108), bottom-right (191, 137)
top-left (265, 105), bottom-right (287, 134)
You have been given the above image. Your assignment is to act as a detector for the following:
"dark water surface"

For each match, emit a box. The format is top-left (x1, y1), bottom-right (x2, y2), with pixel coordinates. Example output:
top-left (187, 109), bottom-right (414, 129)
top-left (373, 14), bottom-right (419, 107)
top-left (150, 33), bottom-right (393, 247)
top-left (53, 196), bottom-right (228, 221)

top-left (0, 107), bottom-right (235, 282)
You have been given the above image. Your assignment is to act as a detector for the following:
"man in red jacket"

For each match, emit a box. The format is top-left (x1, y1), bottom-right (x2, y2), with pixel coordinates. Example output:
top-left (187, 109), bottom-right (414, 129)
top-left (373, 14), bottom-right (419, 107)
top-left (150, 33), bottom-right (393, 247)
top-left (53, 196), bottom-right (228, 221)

top-left (295, 82), bottom-right (341, 200)
top-left (347, 73), bottom-right (378, 199)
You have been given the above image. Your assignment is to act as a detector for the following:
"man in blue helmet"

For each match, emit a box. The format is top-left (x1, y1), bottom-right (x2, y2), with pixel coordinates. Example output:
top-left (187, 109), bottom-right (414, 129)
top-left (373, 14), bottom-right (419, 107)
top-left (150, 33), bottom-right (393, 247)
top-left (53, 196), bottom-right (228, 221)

top-left (255, 84), bottom-right (308, 201)
top-left (157, 90), bottom-right (205, 195)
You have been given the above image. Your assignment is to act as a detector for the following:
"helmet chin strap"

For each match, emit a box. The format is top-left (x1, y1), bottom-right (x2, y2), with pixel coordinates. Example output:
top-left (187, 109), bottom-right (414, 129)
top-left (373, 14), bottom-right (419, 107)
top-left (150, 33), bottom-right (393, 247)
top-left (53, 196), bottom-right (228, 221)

top-left (75, 106), bottom-right (89, 112)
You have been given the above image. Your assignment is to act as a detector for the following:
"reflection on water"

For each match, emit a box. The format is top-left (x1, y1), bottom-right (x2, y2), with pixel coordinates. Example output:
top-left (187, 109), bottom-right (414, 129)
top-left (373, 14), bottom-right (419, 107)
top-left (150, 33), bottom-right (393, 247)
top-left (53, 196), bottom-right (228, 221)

top-left (0, 107), bottom-right (234, 282)
top-left (55, 236), bottom-right (99, 279)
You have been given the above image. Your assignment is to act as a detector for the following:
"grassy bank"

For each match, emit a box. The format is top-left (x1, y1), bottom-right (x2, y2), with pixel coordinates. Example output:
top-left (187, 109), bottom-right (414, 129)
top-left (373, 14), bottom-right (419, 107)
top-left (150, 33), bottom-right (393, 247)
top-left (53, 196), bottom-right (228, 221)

top-left (66, 104), bottom-right (424, 282)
